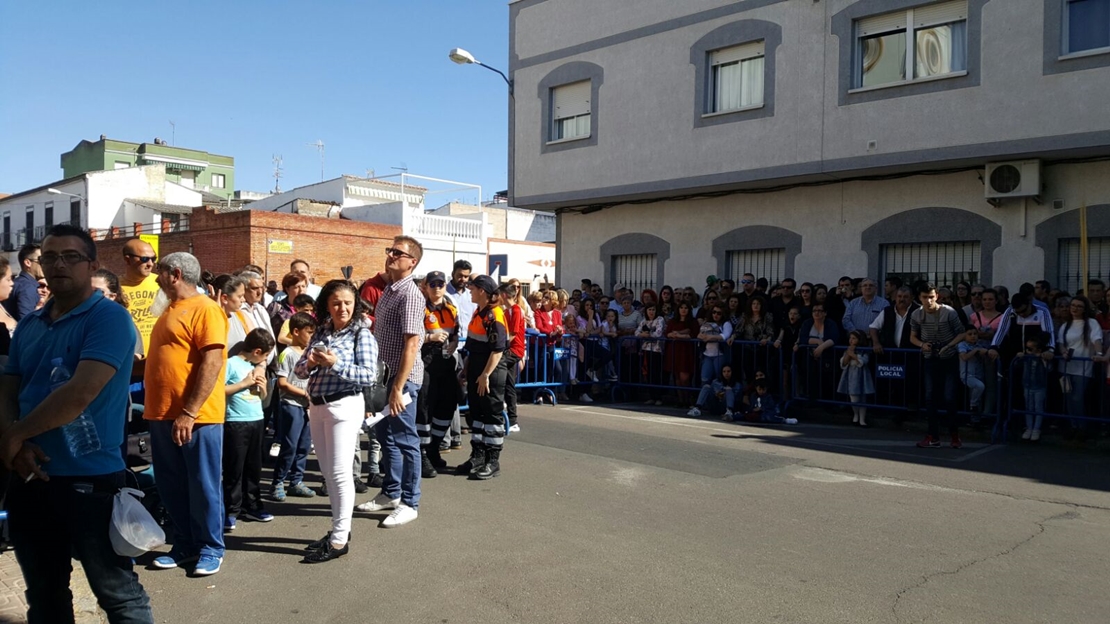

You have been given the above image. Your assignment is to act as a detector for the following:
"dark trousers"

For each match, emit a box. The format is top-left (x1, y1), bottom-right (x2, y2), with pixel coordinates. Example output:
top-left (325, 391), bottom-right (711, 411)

top-left (7, 471), bottom-right (154, 624)
top-left (924, 356), bottom-right (960, 438)
top-left (502, 351), bottom-right (521, 426)
top-left (467, 353), bottom-right (508, 449)
top-left (272, 402), bottom-right (312, 486)
top-left (223, 419), bottom-right (265, 516)
top-left (424, 354), bottom-right (461, 442)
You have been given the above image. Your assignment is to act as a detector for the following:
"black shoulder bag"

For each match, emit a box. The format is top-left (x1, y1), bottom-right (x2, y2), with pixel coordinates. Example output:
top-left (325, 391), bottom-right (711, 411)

top-left (354, 326), bottom-right (390, 413)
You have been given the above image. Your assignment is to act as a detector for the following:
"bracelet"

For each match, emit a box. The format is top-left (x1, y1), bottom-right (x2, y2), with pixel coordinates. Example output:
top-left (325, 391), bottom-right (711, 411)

top-left (181, 409), bottom-right (198, 420)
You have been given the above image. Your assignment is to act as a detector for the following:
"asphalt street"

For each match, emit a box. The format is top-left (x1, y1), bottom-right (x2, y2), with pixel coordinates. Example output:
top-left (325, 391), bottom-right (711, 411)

top-left (138, 403), bottom-right (1110, 624)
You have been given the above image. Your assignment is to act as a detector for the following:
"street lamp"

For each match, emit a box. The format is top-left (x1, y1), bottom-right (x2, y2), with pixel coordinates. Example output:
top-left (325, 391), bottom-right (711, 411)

top-left (449, 47), bottom-right (513, 96)
top-left (47, 188), bottom-right (83, 200)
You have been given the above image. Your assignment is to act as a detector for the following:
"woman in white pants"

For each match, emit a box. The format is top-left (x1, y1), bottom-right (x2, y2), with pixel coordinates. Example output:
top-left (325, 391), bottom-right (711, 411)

top-left (294, 280), bottom-right (378, 563)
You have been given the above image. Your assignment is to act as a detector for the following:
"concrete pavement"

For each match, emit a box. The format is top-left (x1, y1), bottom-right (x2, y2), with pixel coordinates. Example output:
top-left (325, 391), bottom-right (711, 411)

top-left (6, 402), bottom-right (1109, 623)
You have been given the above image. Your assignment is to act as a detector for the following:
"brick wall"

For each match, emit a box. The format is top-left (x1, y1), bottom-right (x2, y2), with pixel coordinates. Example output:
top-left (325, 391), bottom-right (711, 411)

top-left (95, 208), bottom-right (402, 284)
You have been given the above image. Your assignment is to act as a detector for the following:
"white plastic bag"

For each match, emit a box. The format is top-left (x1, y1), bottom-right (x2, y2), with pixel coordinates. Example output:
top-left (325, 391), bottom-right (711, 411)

top-left (109, 487), bottom-right (166, 557)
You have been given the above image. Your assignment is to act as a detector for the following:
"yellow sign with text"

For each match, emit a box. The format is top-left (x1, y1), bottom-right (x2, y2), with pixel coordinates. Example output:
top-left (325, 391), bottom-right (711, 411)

top-left (139, 234), bottom-right (159, 257)
top-left (268, 239), bottom-right (294, 254)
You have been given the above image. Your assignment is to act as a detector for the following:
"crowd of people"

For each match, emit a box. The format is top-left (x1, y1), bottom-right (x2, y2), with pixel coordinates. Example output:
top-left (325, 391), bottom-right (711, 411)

top-left (0, 224), bottom-right (1106, 622)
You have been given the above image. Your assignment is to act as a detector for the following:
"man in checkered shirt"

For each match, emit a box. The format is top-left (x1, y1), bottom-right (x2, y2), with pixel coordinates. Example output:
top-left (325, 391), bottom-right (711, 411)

top-left (358, 235), bottom-right (426, 527)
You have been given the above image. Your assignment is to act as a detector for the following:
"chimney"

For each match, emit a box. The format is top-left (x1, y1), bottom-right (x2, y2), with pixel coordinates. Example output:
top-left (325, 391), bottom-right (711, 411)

top-left (99, 134), bottom-right (106, 140)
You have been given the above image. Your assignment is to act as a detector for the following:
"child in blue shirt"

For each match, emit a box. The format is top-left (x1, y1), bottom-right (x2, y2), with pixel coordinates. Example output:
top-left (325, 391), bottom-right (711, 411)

top-left (958, 327), bottom-right (987, 414)
top-left (1021, 335), bottom-right (1050, 442)
top-left (223, 328), bottom-right (277, 530)
top-left (746, 380), bottom-right (798, 425)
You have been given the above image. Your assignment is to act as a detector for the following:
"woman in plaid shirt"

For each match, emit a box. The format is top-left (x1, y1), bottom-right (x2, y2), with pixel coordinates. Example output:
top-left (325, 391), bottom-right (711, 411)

top-left (294, 280), bottom-right (378, 563)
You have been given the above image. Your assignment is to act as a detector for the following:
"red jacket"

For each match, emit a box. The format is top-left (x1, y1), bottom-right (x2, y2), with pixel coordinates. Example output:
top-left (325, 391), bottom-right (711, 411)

top-left (534, 308), bottom-right (563, 346)
top-left (506, 304), bottom-right (526, 358)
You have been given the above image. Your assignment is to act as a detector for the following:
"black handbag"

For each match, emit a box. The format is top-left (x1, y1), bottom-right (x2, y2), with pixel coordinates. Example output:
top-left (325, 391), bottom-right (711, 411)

top-left (355, 327), bottom-right (390, 413)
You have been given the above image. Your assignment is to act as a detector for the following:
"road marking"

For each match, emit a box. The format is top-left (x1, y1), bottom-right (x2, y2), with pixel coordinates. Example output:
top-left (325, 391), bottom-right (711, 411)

top-left (792, 467), bottom-right (965, 492)
top-left (552, 405), bottom-right (1005, 463)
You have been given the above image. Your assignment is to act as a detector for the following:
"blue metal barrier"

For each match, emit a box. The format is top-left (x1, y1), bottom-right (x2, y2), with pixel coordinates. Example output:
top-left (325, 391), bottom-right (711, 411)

top-left (1001, 354), bottom-right (1107, 441)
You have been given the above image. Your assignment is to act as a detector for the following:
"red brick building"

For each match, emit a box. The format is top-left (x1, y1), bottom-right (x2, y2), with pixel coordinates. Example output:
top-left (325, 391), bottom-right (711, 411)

top-left (94, 207), bottom-right (402, 284)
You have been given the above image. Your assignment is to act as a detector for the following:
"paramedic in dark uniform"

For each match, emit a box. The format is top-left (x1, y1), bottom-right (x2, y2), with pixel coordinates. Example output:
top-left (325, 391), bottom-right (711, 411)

top-left (417, 271), bottom-right (459, 476)
top-left (458, 275), bottom-right (507, 480)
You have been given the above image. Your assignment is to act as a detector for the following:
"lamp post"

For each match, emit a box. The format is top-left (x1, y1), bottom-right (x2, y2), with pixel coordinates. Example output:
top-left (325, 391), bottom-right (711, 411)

top-left (449, 48), bottom-right (513, 96)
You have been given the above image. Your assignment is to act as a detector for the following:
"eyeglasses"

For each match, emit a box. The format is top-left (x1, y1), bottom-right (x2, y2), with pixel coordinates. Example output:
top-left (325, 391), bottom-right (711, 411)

top-left (385, 247), bottom-right (414, 260)
top-left (741, 280), bottom-right (754, 285)
top-left (972, 291), bottom-right (984, 296)
top-left (39, 252), bottom-right (91, 266)
top-left (37, 281), bottom-right (48, 289)
top-left (428, 281), bottom-right (445, 288)
top-left (125, 253), bottom-right (157, 263)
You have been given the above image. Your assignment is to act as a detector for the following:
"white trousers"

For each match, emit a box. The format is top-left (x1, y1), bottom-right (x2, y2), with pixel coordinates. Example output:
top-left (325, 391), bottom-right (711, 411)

top-left (308, 394), bottom-right (364, 545)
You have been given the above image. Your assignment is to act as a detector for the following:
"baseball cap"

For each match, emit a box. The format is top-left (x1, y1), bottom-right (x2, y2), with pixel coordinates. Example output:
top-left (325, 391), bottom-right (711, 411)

top-left (469, 274), bottom-right (498, 295)
top-left (706, 275), bottom-right (718, 285)
top-left (425, 270), bottom-right (446, 285)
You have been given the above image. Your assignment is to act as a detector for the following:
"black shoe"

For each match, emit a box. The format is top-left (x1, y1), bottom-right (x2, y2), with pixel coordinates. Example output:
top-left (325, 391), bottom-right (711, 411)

top-left (450, 438), bottom-right (463, 450)
top-left (472, 448), bottom-right (501, 480)
top-left (367, 473), bottom-right (384, 488)
top-left (458, 441), bottom-right (484, 475)
top-left (427, 442), bottom-right (448, 471)
top-left (353, 479), bottom-right (369, 494)
top-left (305, 532), bottom-right (353, 551)
top-left (302, 540), bottom-right (349, 563)
top-left (421, 449), bottom-right (438, 479)
top-left (318, 482), bottom-right (328, 496)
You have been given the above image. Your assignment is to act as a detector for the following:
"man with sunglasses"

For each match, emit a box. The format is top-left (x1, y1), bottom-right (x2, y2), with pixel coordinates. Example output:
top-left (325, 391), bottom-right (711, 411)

top-left (120, 238), bottom-right (160, 355)
top-left (0, 224), bottom-right (153, 621)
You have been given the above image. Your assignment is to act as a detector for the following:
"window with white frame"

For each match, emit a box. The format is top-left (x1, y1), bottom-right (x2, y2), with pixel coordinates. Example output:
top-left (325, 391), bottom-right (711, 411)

top-left (709, 41), bottom-right (765, 113)
top-left (212, 172), bottom-right (226, 188)
top-left (727, 248), bottom-right (785, 286)
top-left (550, 80), bottom-right (591, 142)
top-left (612, 253), bottom-right (657, 294)
top-left (1065, 0), bottom-right (1110, 55)
top-left (855, 0), bottom-right (968, 89)
top-left (1058, 237), bottom-right (1110, 294)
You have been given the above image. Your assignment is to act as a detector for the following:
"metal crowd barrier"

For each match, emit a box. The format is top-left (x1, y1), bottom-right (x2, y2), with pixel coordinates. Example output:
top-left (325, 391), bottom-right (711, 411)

top-left (999, 354), bottom-right (1107, 440)
top-left (789, 344), bottom-right (1000, 423)
top-left (610, 336), bottom-right (786, 403)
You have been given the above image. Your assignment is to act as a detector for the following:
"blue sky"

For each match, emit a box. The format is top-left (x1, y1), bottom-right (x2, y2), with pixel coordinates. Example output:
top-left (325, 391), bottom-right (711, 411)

top-left (0, 1), bottom-right (510, 204)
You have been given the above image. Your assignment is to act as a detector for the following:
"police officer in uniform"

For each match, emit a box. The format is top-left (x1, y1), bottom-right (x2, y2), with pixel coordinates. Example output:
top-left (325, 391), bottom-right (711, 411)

top-left (418, 271), bottom-right (459, 476)
top-left (457, 275), bottom-right (508, 480)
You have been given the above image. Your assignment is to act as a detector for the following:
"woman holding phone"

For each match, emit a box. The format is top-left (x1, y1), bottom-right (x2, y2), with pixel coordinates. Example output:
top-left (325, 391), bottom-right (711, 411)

top-left (295, 280), bottom-right (378, 563)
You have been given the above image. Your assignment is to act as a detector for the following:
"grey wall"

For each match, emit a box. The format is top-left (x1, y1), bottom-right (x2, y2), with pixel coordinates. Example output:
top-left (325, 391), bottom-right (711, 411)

top-left (599, 232), bottom-right (670, 293)
top-left (1036, 204), bottom-right (1110, 288)
top-left (510, 0), bottom-right (1110, 209)
top-left (711, 225), bottom-right (801, 279)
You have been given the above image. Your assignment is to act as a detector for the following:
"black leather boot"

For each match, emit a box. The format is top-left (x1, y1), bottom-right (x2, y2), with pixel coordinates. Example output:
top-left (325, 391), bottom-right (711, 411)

top-left (457, 441), bottom-right (484, 476)
top-left (472, 447), bottom-right (500, 480)
top-left (420, 447), bottom-right (437, 479)
top-left (426, 439), bottom-right (448, 471)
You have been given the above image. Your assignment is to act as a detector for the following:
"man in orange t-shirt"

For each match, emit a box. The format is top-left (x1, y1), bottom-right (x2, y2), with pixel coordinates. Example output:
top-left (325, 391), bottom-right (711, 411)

top-left (144, 252), bottom-right (229, 576)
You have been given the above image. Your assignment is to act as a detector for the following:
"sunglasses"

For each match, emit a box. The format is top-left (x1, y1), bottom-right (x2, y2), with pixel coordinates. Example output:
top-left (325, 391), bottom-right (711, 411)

top-left (385, 247), bottom-right (414, 260)
top-left (39, 252), bottom-right (91, 266)
top-left (427, 281), bottom-right (445, 288)
top-left (125, 253), bottom-right (157, 263)
top-left (741, 280), bottom-right (754, 284)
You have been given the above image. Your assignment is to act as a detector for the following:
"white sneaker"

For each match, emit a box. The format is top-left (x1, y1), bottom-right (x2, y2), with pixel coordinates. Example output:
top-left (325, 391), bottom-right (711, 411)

top-left (1031, 429), bottom-right (1041, 441)
top-left (723, 409), bottom-right (734, 421)
top-left (509, 424), bottom-right (521, 433)
top-left (381, 504), bottom-right (418, 528)
top-left (588, 370), bottom-right (599, 382)
top-left (654, 400), bottom-right (663, 406)
top-left (785, 418), bottom-right (799, 425)
top-left (580, 394), bottom-right (593, 403)
top-left (269, 443), bottom-right (281, 458)
top-left (687, 407), bottom-right (701, 417)
top-left (355, 493), bottom-right (400, 513)
top-left (1021, 429), bottom-right (1032, 440)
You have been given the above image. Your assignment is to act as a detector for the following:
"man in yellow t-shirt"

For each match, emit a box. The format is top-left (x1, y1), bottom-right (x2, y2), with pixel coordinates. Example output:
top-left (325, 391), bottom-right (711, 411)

top-left (119, 238), bottom-right (160, 355)
top-left (143, 252), bottom-right (229, 576)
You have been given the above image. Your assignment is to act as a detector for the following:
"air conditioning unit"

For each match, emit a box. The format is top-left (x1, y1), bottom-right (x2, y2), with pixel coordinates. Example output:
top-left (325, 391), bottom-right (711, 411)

top-left (985, 160), bottom-right (1041, 199)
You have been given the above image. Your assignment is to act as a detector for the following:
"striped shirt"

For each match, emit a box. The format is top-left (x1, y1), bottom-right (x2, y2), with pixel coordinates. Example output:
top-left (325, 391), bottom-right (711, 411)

top-left (910, 305), bottom-right (964, 359)
top-left (373, 274), bottom-right (426, 385)
top-left (294, 318), bottom-right (378, 398)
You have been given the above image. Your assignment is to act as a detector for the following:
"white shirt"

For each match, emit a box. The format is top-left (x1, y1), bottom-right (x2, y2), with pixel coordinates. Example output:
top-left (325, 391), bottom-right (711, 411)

top-left (1058, 318), bottom-right (1103, 377)
top-left (447, 283), bottom-right (477, 340)
top-left (306, 283), bottom-right (322, 300)
top-left (242, 301), bottom-right (276, 364)
top-left (869, 307), bottom-right (911, 348)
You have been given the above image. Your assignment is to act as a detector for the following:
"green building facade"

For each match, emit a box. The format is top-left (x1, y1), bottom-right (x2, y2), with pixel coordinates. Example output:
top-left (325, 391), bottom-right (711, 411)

top-left (61, 136), bottom-right (235, 199)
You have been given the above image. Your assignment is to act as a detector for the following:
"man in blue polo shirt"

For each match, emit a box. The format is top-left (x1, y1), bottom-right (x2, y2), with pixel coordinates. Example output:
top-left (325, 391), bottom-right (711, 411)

top-left (0, 224), bottom-right (153, 624)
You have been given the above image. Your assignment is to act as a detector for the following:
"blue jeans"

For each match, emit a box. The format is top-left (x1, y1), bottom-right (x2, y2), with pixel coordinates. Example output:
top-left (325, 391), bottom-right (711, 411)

top-left (1024, 387), bottom-right (1046, 431)
top-left (8, 471), bottom-right (153, 624)
top-left (272, 402), bottom-right (312, 486)
top-left (924, 356), bottom-right (960, 438)
top-left (696, 380), bottom-right (734, 411)
top-left (375, 380), bottom-right (422, 509)
top-left (1064, 373), bottom-right (1091, 428)
top-left (700, 353), bottom-right (724, 384)
top-left (149, 420), bottom-right (225, 559)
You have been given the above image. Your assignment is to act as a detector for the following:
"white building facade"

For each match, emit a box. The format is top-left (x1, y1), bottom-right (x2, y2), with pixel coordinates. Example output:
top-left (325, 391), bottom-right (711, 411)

top-left (510, 0), bottom-right (1110, 295)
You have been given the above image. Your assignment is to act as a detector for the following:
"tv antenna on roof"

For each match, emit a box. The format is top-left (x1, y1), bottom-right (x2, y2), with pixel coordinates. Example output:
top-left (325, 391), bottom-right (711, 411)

top-left (308, 140), bottom-right (325, 181)
top-left (272, 154), bottom-right (284, 193)
top-left (169, 120), bottom-right (175, 146)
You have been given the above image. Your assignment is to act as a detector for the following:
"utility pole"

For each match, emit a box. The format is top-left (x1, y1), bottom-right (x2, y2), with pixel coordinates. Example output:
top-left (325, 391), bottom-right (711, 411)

top-left (308, 140), bottom-right (325, 182)
top-left (272, 155), bottom-right (284, 193)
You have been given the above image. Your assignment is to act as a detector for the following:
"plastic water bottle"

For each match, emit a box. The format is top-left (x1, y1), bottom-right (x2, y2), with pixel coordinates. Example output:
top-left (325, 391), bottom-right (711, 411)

top-left (49, 358), bottom-right (101, 456)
